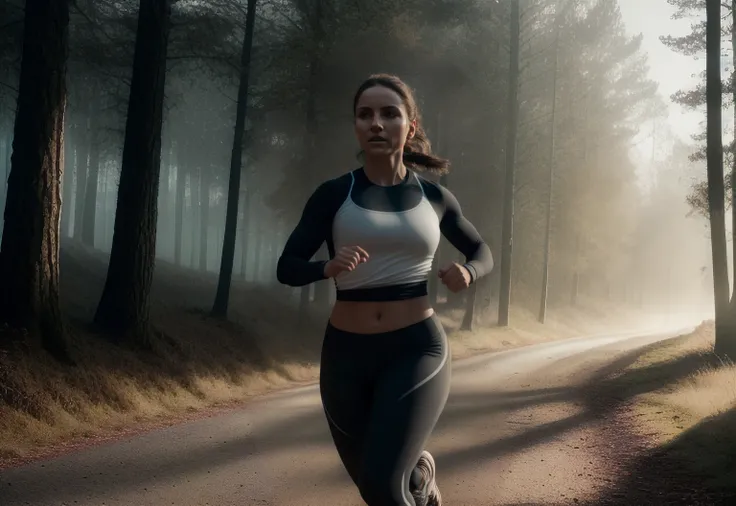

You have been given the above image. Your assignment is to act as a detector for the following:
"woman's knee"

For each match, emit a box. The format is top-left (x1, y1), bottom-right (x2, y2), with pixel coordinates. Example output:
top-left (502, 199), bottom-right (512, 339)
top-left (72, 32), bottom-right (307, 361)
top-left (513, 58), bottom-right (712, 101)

top-left (358, 468), bottom-right (411, 506)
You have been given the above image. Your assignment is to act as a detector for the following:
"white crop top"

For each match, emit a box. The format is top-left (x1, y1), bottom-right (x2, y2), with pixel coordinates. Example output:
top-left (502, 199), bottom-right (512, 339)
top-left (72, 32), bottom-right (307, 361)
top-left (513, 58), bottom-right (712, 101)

top-left (276, 167), bottom-right (494, 302)
top-left (332, 171), bottom-right (441, 293)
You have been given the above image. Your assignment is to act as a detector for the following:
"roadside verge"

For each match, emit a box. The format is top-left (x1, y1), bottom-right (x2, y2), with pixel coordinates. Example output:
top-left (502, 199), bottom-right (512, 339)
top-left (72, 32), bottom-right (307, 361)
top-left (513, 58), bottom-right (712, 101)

top-left (584, 322), bottom-right (735, 505)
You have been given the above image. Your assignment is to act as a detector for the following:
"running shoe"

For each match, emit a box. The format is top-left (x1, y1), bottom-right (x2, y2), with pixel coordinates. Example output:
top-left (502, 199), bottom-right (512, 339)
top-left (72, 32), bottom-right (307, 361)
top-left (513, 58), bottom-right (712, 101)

top-left (411, 450), bottom-right (442, 506)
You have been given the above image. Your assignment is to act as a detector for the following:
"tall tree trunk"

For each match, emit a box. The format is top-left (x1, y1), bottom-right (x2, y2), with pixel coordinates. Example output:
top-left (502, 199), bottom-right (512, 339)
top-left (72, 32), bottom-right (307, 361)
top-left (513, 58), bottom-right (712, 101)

top-left (158, 134), bottom-right (173, 259)
top-left (61, 121), bottom-right (75, 238)
top-left (705, 0), bottom-right (729, 354)
top-left (3, 129), bottom-right (11, 184)
top-left (498, 0), bottom-right (520, 327)
top-left (731, 1), bottom-right (736, 293)
top-left (0, 0), bottom-right (69, 359)
top-left (275, 219), bottom-right (289, 295)
top-left (239, 187), bottom-right (248, 278)
top-left (539, 17), bottom-right (560, 324)
top-left (156, 141), bottom-right (168, 257)
top-left (215, 220), bottom-right (222, 262)
top-left (570, 233), bottom-right (580, 305)
top-left (190, 170), bottom-right (198, 268)
top-left (0, 138), bottom-right (6, 240)
top-left (571, 92), bottom-right (590, 307)
top-left (199, 167), bottom-right (210, 272)
top-left (0, 136), bottom-right (8, 229)
top-left (99, 162), bottom-right (109, 249)
top-left (81, 127), bottom-right (100, 248)
top-left (73, 120), bottom-right (89, 240)
top-left (719, 0), bottom-right (736, 356)
top-left (253, 220), bottom-right (262, 281)
top-left (174, 154), bottom-right (186, 265)
top-left (213, 0), bottom-right (258, 318)
top-left (94, 0), bottom-right (172, 344)
top-left (264, 233), bottom-right (276, 285)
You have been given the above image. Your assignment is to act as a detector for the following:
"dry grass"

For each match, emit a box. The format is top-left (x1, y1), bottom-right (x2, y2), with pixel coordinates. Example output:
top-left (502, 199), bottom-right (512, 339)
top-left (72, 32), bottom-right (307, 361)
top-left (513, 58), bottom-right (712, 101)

top-left (625, 323), bottom-right (726, 439)
top-left (0, 244), bottom-right (648, 467)
top-left (622, 321), bottom-right (736, 492)
top-left (0, 306), bottom-right (321, 463)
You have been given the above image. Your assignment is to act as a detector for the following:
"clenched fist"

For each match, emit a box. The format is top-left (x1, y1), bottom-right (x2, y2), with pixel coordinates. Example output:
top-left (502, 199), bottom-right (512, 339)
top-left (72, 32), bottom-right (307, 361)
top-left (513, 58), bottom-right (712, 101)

top-left (324, 245), bottom-right (369, 278)
top-left (438, 262), bottom-right (472, 293)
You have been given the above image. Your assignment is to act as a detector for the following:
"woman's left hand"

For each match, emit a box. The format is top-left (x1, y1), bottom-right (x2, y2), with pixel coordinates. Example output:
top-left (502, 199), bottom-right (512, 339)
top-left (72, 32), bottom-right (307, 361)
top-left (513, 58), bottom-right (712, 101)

top-left (438, 262), bottom-right (471, 293)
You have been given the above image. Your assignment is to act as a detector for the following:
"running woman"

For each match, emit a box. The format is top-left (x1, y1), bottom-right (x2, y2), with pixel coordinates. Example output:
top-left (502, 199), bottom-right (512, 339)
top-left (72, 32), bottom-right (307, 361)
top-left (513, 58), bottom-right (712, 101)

top-left (276, 74), bottom-right (494, 506)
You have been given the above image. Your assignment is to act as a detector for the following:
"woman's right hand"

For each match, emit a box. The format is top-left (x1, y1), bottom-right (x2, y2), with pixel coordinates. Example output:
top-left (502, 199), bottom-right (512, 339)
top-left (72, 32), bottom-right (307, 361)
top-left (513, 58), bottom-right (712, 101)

top-left (324, 246), bottom-right (369, 278)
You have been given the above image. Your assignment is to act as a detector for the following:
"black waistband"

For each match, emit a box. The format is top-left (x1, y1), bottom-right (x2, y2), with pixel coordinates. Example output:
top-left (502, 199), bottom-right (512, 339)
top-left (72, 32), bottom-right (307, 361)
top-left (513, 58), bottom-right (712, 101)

top-left (335, 281), bottom-right (428, 302)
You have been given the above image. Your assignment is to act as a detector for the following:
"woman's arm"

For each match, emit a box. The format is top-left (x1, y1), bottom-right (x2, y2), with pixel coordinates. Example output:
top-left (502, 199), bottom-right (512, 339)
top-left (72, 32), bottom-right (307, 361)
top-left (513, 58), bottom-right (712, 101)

top-left (276, 180), bottom-right (342, 287)
top-left (432, 183), bottom-right (494, 283)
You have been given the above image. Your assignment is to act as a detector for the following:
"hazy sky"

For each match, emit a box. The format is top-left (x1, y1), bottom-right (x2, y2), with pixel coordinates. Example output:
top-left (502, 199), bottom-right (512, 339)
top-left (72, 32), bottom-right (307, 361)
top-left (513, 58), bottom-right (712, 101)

top-left (615, 0), bottom-right (710, 189)
top-left (618, 0), bottom-right (705, 142)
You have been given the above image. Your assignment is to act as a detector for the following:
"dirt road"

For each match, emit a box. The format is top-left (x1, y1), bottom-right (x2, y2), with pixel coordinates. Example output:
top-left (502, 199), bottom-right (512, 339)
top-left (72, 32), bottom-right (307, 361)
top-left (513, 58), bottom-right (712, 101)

top-left (0, 327), bottom-right (692, 506)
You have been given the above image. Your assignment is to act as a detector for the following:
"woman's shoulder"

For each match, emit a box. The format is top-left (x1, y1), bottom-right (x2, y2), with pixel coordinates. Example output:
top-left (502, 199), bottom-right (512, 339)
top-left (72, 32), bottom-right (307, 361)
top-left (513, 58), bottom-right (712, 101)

top-left (325, 169), bottom-right (356, 186)
top-left (313, 169), bottom-right (356, 194)
top-left (413, 171), bottom-right (451, 202)
top-left (305, 169), bottom-right (357, 207)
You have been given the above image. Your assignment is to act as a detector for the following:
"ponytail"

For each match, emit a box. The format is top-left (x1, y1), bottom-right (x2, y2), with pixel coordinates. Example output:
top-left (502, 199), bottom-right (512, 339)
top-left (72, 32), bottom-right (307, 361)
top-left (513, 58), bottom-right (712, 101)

top-left (403, 124), bottom-right (450, 174)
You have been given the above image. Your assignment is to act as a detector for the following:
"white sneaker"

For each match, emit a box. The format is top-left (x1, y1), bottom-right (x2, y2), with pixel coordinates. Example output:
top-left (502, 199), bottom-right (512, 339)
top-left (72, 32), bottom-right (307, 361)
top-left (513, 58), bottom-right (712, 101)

top-left (412, 450), bottom-right (442, 506)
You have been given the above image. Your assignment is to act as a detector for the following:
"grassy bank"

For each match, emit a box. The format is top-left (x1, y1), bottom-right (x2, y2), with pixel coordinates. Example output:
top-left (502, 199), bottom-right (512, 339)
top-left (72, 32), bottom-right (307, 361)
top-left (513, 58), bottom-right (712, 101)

top-left (0, 244), bottom-right (647, 467)
top-left (614, 321), bottom-right (736, 496)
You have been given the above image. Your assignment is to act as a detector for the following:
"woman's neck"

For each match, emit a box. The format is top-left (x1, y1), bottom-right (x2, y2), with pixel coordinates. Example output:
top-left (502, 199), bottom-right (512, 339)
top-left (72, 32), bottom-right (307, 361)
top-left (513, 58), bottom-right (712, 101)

top-left (363, 152), bottom-right (407, 186)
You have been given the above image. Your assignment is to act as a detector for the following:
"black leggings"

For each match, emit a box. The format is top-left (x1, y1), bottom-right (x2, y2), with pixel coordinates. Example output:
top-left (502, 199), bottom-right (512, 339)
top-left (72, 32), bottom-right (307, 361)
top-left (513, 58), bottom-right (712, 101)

top-left (319, 314), bottom-right (451, 506)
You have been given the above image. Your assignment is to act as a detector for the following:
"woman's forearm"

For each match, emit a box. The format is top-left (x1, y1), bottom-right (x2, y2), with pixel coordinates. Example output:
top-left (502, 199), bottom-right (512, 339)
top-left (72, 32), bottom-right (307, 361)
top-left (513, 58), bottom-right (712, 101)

top-left (276, 255), bottom-right (329, 287)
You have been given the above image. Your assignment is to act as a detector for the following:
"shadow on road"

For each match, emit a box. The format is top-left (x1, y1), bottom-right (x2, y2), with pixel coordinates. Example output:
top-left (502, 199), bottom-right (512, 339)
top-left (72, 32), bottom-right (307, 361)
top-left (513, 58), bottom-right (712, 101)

top-left (583, 408), bottom-right (736, 505)
top-left (577, 341), bottom-right (736, 505)
top-left (434, 335), bottom-right (732, 504)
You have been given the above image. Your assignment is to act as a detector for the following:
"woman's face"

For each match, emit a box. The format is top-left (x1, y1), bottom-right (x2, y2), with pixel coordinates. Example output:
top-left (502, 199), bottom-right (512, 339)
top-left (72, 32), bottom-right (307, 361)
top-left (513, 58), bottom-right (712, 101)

top-left (354, 85), bottom-right (416, 157)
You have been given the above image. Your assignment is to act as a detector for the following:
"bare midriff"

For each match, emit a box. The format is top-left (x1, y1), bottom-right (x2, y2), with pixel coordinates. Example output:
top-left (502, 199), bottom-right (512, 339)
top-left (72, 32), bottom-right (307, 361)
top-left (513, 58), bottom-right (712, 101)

top-left (328, 296), bottom-right (434, 334)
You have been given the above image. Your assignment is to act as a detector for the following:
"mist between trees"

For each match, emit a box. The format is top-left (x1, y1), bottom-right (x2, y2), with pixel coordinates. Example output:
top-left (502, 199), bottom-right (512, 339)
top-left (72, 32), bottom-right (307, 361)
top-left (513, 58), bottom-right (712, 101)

top-left (0, 0), bottom-right (714, 356)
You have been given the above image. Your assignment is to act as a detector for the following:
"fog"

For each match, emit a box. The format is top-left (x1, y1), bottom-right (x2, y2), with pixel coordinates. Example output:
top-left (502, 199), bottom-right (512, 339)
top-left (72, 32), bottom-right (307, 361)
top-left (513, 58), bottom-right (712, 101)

top-left (0, 0), bottom-right (717, 324)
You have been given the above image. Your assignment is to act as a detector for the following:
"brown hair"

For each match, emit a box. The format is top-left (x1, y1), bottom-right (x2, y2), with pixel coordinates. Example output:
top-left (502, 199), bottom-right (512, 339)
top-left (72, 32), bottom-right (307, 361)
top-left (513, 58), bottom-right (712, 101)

top-left (353, 74), bottom-right (450, 174)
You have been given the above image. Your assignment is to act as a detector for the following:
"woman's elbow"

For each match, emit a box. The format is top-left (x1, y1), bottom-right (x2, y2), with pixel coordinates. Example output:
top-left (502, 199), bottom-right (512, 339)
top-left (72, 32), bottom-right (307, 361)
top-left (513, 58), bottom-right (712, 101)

top-left (486, 246), bottom-right (495, 272)
top-left (276, 256), bottom-right (295, 286)
top-left (473, 242), bottom-right (494, 277)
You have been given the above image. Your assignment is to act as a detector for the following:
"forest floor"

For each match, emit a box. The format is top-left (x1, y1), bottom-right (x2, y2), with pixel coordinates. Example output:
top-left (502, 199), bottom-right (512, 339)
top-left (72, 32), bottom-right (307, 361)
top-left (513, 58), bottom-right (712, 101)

top-left (0, 242), bottom-right (664, 469)
top-left (580, 321), bottom-right (736, 504)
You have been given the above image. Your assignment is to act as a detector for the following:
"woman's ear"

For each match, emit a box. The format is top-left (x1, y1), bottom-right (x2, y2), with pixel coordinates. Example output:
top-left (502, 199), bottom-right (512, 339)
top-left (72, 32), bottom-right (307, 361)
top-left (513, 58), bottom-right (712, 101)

top-left (407, 119), bottom-right (417, 140)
